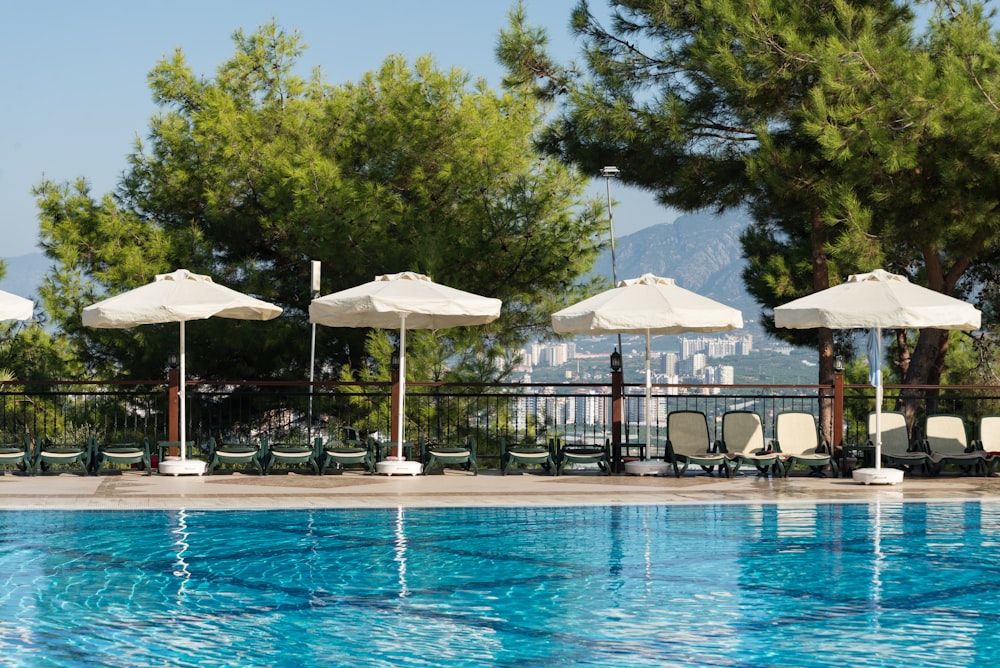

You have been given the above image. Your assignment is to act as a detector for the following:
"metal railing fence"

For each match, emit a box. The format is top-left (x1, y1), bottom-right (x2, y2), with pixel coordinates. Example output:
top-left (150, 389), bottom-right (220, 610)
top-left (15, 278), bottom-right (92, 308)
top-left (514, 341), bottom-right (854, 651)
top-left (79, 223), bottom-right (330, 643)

top-left (4, 379), bottom-right (1000, 470)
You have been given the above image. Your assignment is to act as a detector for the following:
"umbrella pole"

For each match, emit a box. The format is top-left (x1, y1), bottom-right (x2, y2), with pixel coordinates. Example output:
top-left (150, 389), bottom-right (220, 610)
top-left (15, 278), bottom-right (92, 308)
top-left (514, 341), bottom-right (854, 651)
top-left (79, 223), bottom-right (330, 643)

top-left (644, 330), bottom-right (651, 456)
top-left (874, 327), bottom-right (883, 470)
top-left (179, 321), bottom-right (186, 460)
top-left (398, 318), bottom-right (406, 460)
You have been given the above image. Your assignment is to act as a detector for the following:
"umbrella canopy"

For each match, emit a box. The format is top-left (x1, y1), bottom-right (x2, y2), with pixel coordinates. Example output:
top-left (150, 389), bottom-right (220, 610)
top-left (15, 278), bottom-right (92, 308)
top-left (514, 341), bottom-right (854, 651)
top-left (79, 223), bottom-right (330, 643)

top-left (309, 272), bottom-right (502, 461)
top-left (552, 273), bottom-right (743, 453)
top-left (0, 289), bottom-right (33, 321)
top-left (773, 269), bottom-right (981, 331)
top-left (774, 268), bottom-right (981, 476)
top-left (83, 269), bottom-right (283, 463)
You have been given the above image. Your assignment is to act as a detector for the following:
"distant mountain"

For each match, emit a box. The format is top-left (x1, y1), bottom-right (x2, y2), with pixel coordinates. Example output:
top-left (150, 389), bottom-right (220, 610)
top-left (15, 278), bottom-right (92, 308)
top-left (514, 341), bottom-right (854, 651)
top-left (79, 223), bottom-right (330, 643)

top-left (0, 252), bottom-right (47, 299)
top-left (593, 209), bottom-right (760, 323)
top-left (3, 211), bottom-right (763, 322)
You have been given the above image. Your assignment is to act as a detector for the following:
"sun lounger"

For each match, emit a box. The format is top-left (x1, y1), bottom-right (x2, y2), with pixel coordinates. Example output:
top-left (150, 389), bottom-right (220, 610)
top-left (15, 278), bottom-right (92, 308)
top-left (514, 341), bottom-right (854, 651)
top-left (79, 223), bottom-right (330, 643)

top-left (720, 411), bottom-right (781, 477)
top-left (320, 428), bottom-right (376, 474)
top-left (262, 437), bottom-right (320, 474)
top-left (209, 438), bottom-right (264, 474)
top-left (772, 411), bottom-right (838, 478)
top-left (501, 438), bottom-right (554, 475)
top-left (665, 410), bottom-right (731, 477)
top-left (869, 411), bottom-right (930, 474)
top-left (35, 438), bottom-right (90, 475)
top-left (0, 434), bottom-right (32, 475)
top-left (95, 439), bottom-right (152, 475)
top-left (924, 414), bottom-right (987, 476)
top-left (975, 415), bottom-right (1000, 474)
top-left (551, 437), bottom-right (610, 475)
top-left (422, 437), bottom-right (477, 475)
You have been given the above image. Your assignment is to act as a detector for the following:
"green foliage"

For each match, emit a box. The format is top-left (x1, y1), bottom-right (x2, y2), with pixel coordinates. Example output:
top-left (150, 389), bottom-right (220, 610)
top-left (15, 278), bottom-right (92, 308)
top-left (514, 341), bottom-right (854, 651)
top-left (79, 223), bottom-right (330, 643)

top-left (35, 20), bottom-right (606, 384)
top-left (499, 0), bottom-right (1000, 390)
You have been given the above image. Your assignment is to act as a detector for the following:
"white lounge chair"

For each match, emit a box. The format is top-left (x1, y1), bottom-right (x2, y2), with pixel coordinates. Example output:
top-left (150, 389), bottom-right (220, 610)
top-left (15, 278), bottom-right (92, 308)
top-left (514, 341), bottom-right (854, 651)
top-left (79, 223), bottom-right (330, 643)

top-left (975, 415), bottom-right (1000, 474)
top-left (721, 411), bottom-right (781, 477)
top-left (665, 410), bottom-right (731, 477)
top-left (925, 414), bottom-right (987, 476)
top-left (869, 411), bottom-right (930, 474)
top-left (772, 411), bottom-right (838, 478)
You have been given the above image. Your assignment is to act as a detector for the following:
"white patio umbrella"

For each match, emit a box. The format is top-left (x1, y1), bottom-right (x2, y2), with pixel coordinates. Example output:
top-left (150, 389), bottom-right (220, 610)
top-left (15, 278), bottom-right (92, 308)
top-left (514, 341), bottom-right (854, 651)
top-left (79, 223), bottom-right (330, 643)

top-left (0, 290), bottom-right (33, 321)
top-left (552, 274), bottom-right (744, 472)
top-left (309, 272), bottom-right (502, 475)
top-left (82, 269), bottom-right (283, 474)
top-left (774, 268), bottom-right (981, 484)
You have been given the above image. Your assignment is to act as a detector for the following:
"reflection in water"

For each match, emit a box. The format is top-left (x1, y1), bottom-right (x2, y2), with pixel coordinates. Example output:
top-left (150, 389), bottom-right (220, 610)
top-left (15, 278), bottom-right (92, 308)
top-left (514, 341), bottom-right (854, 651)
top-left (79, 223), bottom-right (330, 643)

top-left (394, 506), bottom-right (409, 598)
top-left (870, 500), bottom-right (885, 633)
top-left (170, 509), bottom-right (191, 597)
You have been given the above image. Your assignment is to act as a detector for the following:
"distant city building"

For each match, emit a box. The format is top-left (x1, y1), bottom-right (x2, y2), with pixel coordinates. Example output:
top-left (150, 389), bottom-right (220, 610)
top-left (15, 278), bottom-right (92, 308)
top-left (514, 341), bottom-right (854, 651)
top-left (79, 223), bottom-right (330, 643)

top-left (718, 365), bottom-right (735, 385)
top-left (689, 353), bottom-right (707, 375)
top-left (658, 351), bottom-right (679, 375)
top-left (680, 333), bottom-right (754, 360)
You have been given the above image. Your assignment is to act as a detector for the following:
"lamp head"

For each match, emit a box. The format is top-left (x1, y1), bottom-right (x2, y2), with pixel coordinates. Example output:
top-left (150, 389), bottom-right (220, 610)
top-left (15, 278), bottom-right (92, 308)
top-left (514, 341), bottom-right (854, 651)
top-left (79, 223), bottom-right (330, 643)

top-left (610, 347), bottom-right (623, 373)
top-left (833, 354), bottom-right (844, 373)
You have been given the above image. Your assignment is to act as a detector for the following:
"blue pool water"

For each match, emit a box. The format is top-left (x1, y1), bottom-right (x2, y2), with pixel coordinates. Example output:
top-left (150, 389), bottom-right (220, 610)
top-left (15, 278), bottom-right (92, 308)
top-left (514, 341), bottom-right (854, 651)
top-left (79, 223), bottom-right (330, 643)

top-left (1, 502), bottom-right (998, 667)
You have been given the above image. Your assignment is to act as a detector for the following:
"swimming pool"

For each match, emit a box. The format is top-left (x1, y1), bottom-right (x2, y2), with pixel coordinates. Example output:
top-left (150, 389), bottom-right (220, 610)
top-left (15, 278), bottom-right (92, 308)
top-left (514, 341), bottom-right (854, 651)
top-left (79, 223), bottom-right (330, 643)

top-left (0, 502), bottom-right (997, 667)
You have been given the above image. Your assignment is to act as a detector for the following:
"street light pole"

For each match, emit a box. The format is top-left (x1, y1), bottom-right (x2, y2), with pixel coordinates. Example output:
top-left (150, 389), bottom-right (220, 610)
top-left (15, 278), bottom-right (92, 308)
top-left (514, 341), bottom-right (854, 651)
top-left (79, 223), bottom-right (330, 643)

top-left (601, 166), bottom-right (623, 363)
top-left (309, 260), bottom-right (321, 443)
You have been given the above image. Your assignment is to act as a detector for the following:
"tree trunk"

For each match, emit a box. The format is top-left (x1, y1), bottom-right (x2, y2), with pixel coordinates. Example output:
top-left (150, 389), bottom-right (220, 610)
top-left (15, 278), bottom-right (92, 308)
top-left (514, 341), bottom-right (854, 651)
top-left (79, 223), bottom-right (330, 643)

top-left (809, 207), bottom-right (836, 447)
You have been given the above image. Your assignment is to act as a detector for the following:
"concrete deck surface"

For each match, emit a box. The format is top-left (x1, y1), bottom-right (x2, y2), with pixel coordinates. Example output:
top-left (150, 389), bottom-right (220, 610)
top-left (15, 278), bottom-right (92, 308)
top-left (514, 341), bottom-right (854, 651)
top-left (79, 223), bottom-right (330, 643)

top-left (1, 467), bottom-right (998, 510)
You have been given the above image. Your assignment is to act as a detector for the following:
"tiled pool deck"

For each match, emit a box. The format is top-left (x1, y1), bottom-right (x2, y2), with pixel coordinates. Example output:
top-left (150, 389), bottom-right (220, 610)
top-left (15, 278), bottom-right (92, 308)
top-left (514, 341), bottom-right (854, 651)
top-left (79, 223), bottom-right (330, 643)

top-left (1, 467), bottom-right (998, 510)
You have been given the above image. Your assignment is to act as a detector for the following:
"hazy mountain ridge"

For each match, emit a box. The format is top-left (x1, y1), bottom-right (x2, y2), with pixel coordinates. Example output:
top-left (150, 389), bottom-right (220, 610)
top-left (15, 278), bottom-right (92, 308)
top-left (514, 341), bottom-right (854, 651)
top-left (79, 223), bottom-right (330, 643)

top-left (594, 210), bottom-right (759, 320)
top-left (3, 210), bottom-right (760, 320)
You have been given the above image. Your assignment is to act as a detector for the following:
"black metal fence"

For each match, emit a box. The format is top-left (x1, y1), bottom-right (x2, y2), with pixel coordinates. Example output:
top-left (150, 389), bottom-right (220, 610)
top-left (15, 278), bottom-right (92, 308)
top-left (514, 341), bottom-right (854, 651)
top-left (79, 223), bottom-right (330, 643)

top-left (4, 379), bottom-right (1000, 470)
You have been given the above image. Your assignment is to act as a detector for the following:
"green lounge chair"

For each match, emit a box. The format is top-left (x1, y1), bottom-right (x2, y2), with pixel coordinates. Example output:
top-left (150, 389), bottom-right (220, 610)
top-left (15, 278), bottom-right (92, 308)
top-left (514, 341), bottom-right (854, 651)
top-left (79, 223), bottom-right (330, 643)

top-left (0, 434), bottom-right (32, 475)
top-left (35, 438), bottom-right (90, 475)
top-left (870, 411), bottom-right (930, 474)
top-left (665, 410), bottom-right (731, 477)
top-left (552, 437), bottom-right (610, 476)
top-left (422, 437), bottom-right (477, 475)
top-left (263, 436), bottom-right (320, 475)
top-left (208, 438), bottom-right (264, 475)
top-left (501, 438), bottom-right (554, 475)
top-left (95, 439), bottom-right (152, 475)
top-left (320, 428), bottom-right (375, 474)
top-left (925, 414), bottom-right (987, 476)
top-left (720, 411), bottom-right (781, 477)
top-left (772, 411), bottom-right (838, 478)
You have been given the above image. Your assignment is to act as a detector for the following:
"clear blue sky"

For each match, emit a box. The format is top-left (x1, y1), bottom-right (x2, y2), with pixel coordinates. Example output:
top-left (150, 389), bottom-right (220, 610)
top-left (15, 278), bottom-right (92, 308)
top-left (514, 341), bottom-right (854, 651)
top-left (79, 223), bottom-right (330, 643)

top-left (1, 0), bottom-right (672, 260)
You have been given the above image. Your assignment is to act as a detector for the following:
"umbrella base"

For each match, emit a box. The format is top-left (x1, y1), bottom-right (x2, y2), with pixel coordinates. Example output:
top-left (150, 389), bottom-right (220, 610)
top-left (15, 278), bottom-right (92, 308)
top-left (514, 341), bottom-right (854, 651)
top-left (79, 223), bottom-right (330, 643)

top-left (376, 459), bottom-right (422, 476)
top-left (158, 458), bottom-right (207, 476)
top-left (624, 460), bottom-right (670, 476)
top-left (852, 467), bottom-right (903, 485)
